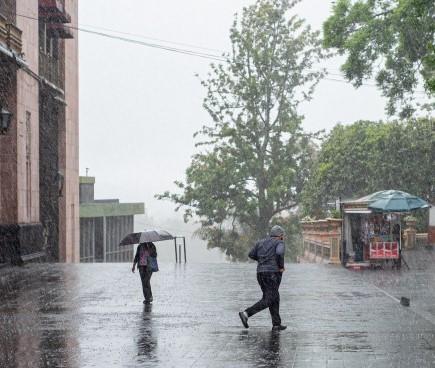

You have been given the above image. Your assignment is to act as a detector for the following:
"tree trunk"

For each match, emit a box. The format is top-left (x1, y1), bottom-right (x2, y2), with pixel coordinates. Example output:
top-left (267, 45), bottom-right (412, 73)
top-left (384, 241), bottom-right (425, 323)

top-left (257, 181), bottom-right (272, 239)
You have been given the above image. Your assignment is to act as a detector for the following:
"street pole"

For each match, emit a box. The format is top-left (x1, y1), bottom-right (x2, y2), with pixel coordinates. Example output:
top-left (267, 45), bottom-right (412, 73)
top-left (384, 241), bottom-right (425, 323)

top-left (183, 236), bottom-right (187, 263)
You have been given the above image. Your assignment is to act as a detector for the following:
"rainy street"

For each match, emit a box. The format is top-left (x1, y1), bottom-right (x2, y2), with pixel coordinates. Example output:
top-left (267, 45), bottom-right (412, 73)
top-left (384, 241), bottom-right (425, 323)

top-left (2, 254), bottom-right (435, 368)
top-left (1, 0), bottom-right (434, 367)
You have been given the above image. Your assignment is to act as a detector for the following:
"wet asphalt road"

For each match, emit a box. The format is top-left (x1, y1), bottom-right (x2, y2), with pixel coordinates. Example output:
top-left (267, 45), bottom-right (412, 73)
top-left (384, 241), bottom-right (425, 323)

top-left (1, 260), bottom-right (435, 368)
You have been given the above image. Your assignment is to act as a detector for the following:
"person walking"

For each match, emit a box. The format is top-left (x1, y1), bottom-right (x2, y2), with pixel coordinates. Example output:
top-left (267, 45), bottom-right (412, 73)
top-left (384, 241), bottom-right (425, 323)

top-left (132, 242), bottom-right (157, 304)
top-left (239, 225), bottom-right (286, 331)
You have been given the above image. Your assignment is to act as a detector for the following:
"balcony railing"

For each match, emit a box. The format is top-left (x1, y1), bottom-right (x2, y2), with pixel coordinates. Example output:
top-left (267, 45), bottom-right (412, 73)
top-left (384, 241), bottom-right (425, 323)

top-left (39, 52), bottom-right (64, 90)
top-left (39, 0), bottom-right (71, 24)
top-left (46, 23), bottom-right (73, 39)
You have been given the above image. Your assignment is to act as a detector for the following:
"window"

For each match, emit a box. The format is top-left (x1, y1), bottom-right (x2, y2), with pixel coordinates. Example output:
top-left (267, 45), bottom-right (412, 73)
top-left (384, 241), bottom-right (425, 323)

top-left (39, 21), bottom-right (59, 58)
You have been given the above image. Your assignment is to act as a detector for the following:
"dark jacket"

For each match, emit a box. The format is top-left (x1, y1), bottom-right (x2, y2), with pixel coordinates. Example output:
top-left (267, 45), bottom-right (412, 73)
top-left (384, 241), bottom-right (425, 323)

top-left (134, 242), bottom-right (157, 265)
top-left (248, 237), bottom-right (285, 273)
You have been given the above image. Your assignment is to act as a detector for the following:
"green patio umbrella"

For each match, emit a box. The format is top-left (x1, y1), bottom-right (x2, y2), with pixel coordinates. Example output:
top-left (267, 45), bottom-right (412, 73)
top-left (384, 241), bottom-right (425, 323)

top-left (367, 190), bottom-right (430, 212)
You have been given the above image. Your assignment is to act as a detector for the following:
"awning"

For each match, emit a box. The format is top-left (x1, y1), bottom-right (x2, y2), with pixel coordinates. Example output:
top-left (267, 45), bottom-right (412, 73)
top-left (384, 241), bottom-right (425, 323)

top-left (344, 208), bottom-right (372, 214)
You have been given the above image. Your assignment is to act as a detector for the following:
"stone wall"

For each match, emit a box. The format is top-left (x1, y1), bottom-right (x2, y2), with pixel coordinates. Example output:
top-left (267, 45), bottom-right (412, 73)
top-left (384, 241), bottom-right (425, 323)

top-left (0, 0), bottom-right (16, 23)
top-left (300, 218), bottom-right (342, 264)
top-left (39, 90), bottom-right (61, 260)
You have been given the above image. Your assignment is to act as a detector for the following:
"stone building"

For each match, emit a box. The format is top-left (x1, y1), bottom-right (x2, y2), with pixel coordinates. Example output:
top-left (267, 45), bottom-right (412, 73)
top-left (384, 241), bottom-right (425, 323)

top-left (0, 0), bottom-right (79, 264)
top-left (79, 176), bottom-right (145, 262)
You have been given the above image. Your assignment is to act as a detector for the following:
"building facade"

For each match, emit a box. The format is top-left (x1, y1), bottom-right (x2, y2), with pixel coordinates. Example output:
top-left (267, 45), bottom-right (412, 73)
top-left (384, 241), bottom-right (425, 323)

top-left (0, 0), bottom-right (79, 264)
top-left (79, 176), bottom-right (145, 263)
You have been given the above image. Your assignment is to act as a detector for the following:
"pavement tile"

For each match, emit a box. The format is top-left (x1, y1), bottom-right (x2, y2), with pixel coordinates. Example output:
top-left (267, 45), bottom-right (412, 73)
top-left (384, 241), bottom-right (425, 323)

top-left (1, 262), bottom-right (435, 367)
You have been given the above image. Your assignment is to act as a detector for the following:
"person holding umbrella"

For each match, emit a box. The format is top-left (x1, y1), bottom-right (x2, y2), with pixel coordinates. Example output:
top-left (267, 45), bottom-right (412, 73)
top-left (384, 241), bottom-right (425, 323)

top-left (121, 229), bottom-right (174, 305)
top-left (132, 242), bottom-right (157, 305)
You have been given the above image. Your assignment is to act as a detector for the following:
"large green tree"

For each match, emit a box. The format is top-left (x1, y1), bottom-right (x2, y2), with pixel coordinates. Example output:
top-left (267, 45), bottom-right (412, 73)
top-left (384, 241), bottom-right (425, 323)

top-left (158, 0), bottom-right (324, 260)
top-left (302, 118), bottom-right (435, 218)
top-left (323, 0), bottom-right (435, 118)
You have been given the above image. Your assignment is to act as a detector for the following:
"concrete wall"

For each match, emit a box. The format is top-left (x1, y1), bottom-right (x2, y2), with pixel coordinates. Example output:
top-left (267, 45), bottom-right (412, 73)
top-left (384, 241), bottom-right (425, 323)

top-left (105, 216), bottom-right (134, 262)
top-left (59, 0), bottom-right (79, 263)
top-left (80, 217), bottom-right (95, 262)
top-left (79, 183), bottom-right (94, 203)
top-left (16, 0), bottom-right (40, 224)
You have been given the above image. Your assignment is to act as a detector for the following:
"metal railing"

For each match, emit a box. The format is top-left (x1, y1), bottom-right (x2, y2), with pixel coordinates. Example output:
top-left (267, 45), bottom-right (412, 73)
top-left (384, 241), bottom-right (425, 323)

top-left (39, 51), bottom-right (64, 89)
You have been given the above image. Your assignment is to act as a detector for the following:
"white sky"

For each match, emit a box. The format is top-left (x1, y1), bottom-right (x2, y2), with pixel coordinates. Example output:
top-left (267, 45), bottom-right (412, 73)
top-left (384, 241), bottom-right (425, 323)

top-left (78, 0), bottom-right (389, 232)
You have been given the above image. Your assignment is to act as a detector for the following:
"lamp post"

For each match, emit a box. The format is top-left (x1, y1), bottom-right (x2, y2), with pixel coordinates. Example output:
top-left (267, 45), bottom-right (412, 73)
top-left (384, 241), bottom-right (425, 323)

top-left (0, 107), bottom-right (13, 135)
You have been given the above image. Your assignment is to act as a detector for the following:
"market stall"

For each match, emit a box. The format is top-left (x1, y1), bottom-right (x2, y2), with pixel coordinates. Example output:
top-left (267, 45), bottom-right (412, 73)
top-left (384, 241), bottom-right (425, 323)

top-left (341, 190), bottom-right (429, 268)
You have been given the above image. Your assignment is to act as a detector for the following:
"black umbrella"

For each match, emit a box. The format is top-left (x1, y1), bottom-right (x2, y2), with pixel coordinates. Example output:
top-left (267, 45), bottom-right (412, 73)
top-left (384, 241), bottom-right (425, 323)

top-left (119, 229), bottom-right (174, 246)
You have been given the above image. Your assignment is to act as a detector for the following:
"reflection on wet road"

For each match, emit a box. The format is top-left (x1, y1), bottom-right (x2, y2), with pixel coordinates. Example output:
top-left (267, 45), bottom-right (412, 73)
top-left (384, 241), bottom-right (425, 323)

top-left (1, 262), bottom-right (435, 367)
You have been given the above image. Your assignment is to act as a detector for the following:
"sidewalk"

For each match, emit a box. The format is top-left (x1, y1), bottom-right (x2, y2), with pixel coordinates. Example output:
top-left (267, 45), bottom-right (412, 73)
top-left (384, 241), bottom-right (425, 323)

top-left (1, 261), bottom-right (435, 367)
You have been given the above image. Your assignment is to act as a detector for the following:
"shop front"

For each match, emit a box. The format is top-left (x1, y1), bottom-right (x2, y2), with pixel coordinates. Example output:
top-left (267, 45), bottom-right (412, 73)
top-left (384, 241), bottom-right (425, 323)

top-left (342, 204), bottom-right (401, 268)
top-left (341, 190), bottom-right (429, 269)
top-left (300, 191), bottom-right (430, 268)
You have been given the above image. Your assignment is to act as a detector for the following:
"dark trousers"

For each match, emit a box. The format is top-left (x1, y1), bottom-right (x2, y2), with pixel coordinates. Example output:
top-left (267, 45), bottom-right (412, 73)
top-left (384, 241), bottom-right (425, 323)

top-left (245, 272), bottom-right (282, 326)
top-left (138, 266), bottom-right (153, 301)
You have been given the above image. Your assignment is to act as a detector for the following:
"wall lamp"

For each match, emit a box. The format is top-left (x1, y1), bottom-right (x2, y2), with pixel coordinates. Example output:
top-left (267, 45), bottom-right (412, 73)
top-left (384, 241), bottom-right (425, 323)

top-left (0, 107), bottom-right (12, 135)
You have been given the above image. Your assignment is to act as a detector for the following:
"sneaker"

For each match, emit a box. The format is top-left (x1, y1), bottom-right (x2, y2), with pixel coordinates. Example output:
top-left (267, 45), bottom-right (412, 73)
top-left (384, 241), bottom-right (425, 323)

top-left (143, 300), bottom-right (152, 305)
top-left (239, 311), bottom-right (249, 328)
top-left (272, 325), bottom-right (287, 331)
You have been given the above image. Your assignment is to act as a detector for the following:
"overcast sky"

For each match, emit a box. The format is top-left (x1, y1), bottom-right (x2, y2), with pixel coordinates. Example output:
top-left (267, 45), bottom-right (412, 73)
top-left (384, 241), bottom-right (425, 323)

top-left (78, 0), bottom-right (389, 239)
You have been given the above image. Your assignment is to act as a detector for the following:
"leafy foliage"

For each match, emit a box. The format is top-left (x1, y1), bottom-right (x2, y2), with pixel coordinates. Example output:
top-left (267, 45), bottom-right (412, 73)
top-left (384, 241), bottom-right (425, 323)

top-left (302, 118), bottom-right (435, 218)
top-left (323, 0), bottom-right (435, 117)
top-left (157, 0), bottom-right (324, 260)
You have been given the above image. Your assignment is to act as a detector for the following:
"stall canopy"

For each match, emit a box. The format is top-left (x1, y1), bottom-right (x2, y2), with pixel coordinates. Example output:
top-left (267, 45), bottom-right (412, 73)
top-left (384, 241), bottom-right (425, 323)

top-left (366, 190), bottom-right (430, 213)
top-left (343, 190), bottom-right (430, 213)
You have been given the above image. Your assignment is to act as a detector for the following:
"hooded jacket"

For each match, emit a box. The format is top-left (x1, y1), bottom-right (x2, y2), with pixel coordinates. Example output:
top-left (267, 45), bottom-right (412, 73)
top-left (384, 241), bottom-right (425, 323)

top-left (248, 237), bottom-right (285, 273)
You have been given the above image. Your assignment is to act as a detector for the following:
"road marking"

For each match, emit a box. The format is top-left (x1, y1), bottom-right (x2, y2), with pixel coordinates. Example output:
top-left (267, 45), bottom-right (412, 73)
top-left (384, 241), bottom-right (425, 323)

top-left (370, 284), bottom-right (400, 303)
top-left (368, 282), bottom-right (435, 328)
